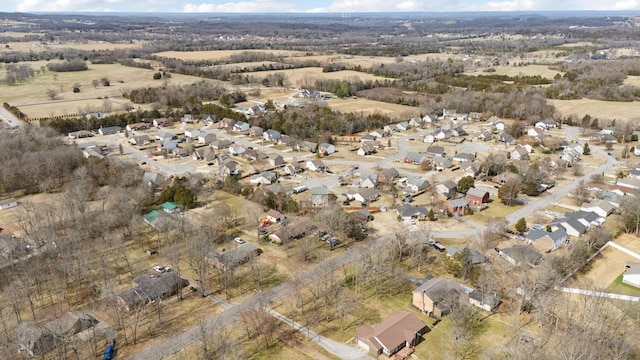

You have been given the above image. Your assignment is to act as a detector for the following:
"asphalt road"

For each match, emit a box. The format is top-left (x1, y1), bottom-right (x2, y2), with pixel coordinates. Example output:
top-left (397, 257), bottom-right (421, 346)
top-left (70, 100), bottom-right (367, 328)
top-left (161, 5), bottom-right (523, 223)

top-left (0, 106), bottom-right (24, 128)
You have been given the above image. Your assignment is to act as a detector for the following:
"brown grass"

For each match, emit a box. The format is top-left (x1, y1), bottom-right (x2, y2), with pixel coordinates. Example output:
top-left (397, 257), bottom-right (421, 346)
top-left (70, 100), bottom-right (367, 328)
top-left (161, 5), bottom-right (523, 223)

top-left (466, 64), bottom-right (563, 79)
top-left (550, 98), bottom-right (640, 122)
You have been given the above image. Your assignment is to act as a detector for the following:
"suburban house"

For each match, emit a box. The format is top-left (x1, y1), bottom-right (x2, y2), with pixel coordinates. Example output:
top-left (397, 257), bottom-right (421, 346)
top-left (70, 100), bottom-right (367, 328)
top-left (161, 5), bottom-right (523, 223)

top-left (126, 122), bottom-right (150, 132)
top-left (218, 117), bottom-right (236, 130)
top-left (98, 126), bottom-right (121, 135)
top-left (279, 135), bottom-right (297, 147)
top-left (580, 200), bottom-right (616, 218)
top-left (17, 312), bottom-right (98, 357)
top-left (423, 114), bottom-right (438, 123)
top-left (405, 177), bottom-right (429, 193)
top-left (397, 204), bottom-right (429, 221)
top-left (551, 210), bottom-right (601, 237)
top-left (435, 180), bottom-right (457, 200)
top-left (142, 171), bottom-right (167, 188)
top-left (208, 243), bottom-right (261, 271)
top-left (129, 134), bottom-right (152, 146)
top-left (355, 311), bottom-right (427, 358)
top-left (526, 228), bottom-right (567, 253)
top-left (377, 168), bottom-right (399, 183)
top-left (198, 133), bottom-right (216, 145)
top-left (263, 129), bottom-right (282, 142)
top-left (353, 188), bottom-right (380, 204)
top-left (284, 162), bottom-right (303, 175)
top-left (311, 186), bottom-right (332, 207)
top-left (358, 142), bottom-right (378, 156)
top-left (232, 121), bottom-right (250, 132)
top-left (193, 147), bottom-right (216, 161)
top-left (153, 118), bottom-right (168, 128)
top-left (426, 145), bottom-right (445, 158)
top-left (162, 201), bottom-right (180, 214)
top-left (511, 146), bottom-right (529, 161)
top-left (250, 171), bottom-right (278, 185)
top-left (444, 198), bottom-right (470, 216)
top-left (468, 290), bottom-right (500, 312)
top-left (396, 121), bottom-right (411, 131)
top-left (143, 210), bottom-right (179, 232)
top-left (117, 272), bottom-right (189, 312)
top-left (184, 128), bottom-right (201, 139)
top-left (435, 129), bottom-right (454, 140)
top-left (201, 114), bottom-right (218, 124)
top-left (360, 134), bottom-right (377, 142)
top-left (360, 173), bottom-right (379, 189)
top-left (211, 139), bottom-right (233, 150)
top-left (499, 245), bottom-right (542, 266)
top-left (491, 172), bottom-right (521, 185)
top-left (601, 134), bottom-right (617, 144)
top-left (181, 114), bottom-right (194, 124)
top-left (155, 131), bottom-right (173, 142)
top-left (157, 139), bottom-right (177, 151)
top-left (600, 127), bottom-right (615, 135)
top-left (469, 112), bottom-right (482, 121)
top-left (229, 144), bottom-right (246, 156)
top-left (498, 133), bottom-right (516, 145)
top-left (446, 245), bottom-right (487, 265)
top-left (452, 153), bottom-right (474, 164)
top-left (423, 134), bottom-right (436, 143)
top-left (432, 155), bottom-right (452, 170)
top-left (269, 218), bottom-right (316, 244)
top-left (0, 198), bottom-right (17, 210)
top-left (404, 152), bottom-right (428, 165)
top-left (305, 159), bottom-right (325, 172)
top-left (318, 143), bottom-right (335, 155)
top-left (268, 154), bottom-right (285, 167)
top-left (466, 187), bottom-right (490, 205)
top-left (249, 126), bottom-right (264, 137)
top-left (219, 160), bottom-right (238, 177)
top-left (266, 209), bottom-right (284, 224)
top-left (623, 263), bottom-right (640, 288)
top-left (412, 278), bottom-right (463, 318)
top-left (527, 127), bottom-right (545, 138)
top-left (477, 130), bottom-right (492, 141)
top-left (615, 177), bottom-right (640, 193)
top-left (461, 161), bottom-right (482, 178)
top-left (68, 130), bottom-right (93, 139)
top-left (172, 147), bottom-right (189, 158)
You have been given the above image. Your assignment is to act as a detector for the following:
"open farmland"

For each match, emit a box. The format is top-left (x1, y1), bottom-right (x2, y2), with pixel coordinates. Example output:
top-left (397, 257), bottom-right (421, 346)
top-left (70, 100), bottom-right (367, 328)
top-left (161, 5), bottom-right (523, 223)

top-left (242, 67), bottom-right (387, 88)
top-left (153, 49), bottom-right (306, 61)
top-left (284, 53), bottom-right (467, 67)
top-left (327, 97), bottom-right (418, 119)
top-left (549, 98), bottom-right (640, 122)
top-left (466, 64), bottom-right (563, 79)
top-left (623, 75), bottom-right (640, 86)
top-left (4, 41), bottom-right (146, 52)
top-left (2, 62), bottom-right (221, 118)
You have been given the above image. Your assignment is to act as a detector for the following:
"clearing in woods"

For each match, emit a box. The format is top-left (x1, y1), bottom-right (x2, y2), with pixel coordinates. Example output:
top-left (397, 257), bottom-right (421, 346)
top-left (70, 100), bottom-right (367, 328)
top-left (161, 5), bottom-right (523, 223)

top-left (466, 64), bottom-right (564, 79)
top-left (240, 67), bottom-right (387, 87)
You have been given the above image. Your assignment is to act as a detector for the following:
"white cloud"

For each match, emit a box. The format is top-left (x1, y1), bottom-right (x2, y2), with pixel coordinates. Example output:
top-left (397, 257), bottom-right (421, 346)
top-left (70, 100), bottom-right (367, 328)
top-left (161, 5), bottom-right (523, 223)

top-left (183, 0), bottom-right (298, 12)
top-left (615, 0), bottom-right (639, 9)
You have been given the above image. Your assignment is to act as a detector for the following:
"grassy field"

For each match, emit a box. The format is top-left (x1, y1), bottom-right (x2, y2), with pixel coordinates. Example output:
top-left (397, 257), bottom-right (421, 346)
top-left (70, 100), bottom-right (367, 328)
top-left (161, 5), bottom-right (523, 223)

top-left (1, 62), bottom-right (216, 118)
top-left (468, 196), bottom-right (524, 224)
top-left (5, 41), bottom-right (146, 52)
top-left (549, 98), bottom-right (640, 122)
top-left (466, 64), bottom-right (563, 79)
top-left (241, 67), bottom-right (387, 87)
top-left (153, 50), bottom-right (306, 61)
top-left (623, 75), bottom-right (640, 86)
top-left (327, 97), bottom-right (418, 119)
top-left (606, 274), bottom-right (640, 297)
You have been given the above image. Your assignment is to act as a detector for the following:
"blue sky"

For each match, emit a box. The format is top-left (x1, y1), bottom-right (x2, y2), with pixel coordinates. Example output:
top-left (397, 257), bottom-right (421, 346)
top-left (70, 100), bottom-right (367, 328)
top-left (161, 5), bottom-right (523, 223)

top-left (3, 0), bottom-right (639, 13)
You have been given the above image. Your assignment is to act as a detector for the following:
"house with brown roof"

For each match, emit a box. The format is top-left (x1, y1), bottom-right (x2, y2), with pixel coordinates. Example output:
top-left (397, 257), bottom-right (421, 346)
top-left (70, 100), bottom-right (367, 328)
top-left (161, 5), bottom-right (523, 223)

top-left (17, 312), bottom-right (98, 357)
top-left (355, 311), bottom-right (427, 357)
top-left (412, 278), bottom-right (463, 318)
top-left (266, 209), bottom-right (284, 223)
top-left (377, 168), bottom-right (399, 183)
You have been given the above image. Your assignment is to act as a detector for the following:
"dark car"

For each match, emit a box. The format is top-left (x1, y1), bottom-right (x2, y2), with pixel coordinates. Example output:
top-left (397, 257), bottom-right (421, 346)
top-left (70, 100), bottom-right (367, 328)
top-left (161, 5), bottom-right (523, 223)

top-left (342, 200), bottom-right (351, 206)
top-left (325, 169), bottom-right (333, 174)
top-left (141, 161), bottom-right (147, 165)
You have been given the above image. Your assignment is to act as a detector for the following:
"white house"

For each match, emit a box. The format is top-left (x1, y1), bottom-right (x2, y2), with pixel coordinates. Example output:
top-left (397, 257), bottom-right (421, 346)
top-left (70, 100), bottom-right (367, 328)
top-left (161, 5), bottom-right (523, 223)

top-left (423, 134), bottom-right (436, 143)
top-left (318, 143), bottom-right (335, 155)
top-left (306, 159), bottom-right (326, 172)
top-left (601, 127), bottom-right (615, 135)
top-left (0, 198), bottom-right (17, 210)
top-left (534, 121), bottom-right (548, 130)
top-left (233, 121), bottom-right (250, 132)
top-left (580, 200), bottom-right (616, 218)
top-left (229, 144), bottom-right (246, 156)
top-left (129, 134), bottom-right (151, 146)
top-left (623, 263), bottom-right (640, 288)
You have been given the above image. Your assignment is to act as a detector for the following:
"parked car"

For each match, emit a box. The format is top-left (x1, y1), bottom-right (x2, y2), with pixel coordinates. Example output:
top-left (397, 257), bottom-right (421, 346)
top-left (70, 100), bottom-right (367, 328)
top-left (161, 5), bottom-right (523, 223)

top-left (153, 266), bottom-right (171, 273)
top-left (103, 344), bottom-right (114, 360)
top-left (234, 237), bottom-right (246, 244)
top-left (141, 161), bottom-right (147, 165)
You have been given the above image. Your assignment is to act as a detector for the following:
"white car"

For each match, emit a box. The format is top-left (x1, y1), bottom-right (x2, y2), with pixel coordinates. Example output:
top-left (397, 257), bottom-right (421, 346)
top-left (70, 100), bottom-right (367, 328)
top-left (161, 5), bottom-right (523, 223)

top-left (544, 210), bottom-right (554, 216)
top-left (234, 237), bottom-right (246, 244)
top-left (153, 266), bottom-right (171, 273)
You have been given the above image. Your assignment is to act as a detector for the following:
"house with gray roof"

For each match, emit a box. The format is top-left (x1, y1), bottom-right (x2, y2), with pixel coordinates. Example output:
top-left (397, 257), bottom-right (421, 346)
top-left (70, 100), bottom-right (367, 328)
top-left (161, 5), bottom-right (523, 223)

top-left (468, 289), bottom-right (500, 312)
top-left (436, 180), bottom-right (457, 200)
top-left (444, 198), bottom-right (470, 215)
top-left (412, 278), bottom-right (462, 318)
top-left (396, 204), bottom-right (429, 221)
top-left (404, 152), bottom-right (427, 165)
top-left (526, 227), bottom-right (567, 253)
top-left (208, 243), bottom-right (260, 271)
top-left (117, 272), bottom-right (189, 312)
top-left (499, 245), bottom-right (542, 266)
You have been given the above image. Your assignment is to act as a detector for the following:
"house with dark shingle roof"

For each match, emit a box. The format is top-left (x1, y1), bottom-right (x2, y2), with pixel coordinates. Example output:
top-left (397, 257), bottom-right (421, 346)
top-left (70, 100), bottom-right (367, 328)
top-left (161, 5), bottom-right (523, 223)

top-left (117, 272), bottom-right (189, 311)
top-left (396, 204), bottom-right (429, 221)
top-left (208, 243), bottom-right (260, 271)
top-left (444, 198), bottom-right (470, 215)
top-left (466, 187), bottom-right (490, 205)
top-left (526, 228), bottom-right (567, 253)
top-left (468, 289), bottom-right (500, 312)
top-left (499, 245), bottom-right (542, 266)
